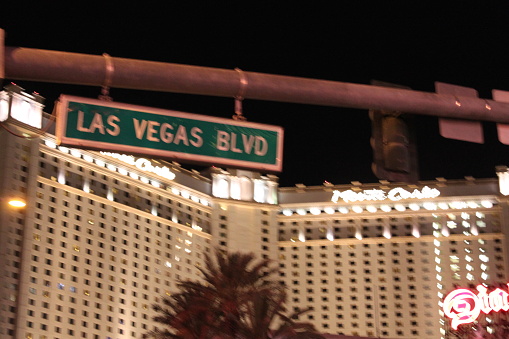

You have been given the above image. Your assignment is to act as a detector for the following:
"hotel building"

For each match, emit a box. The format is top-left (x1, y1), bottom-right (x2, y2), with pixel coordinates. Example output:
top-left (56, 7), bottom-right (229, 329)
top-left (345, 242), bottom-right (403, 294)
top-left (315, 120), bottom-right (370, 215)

top-left (1, 115), bottom-right (509, 339)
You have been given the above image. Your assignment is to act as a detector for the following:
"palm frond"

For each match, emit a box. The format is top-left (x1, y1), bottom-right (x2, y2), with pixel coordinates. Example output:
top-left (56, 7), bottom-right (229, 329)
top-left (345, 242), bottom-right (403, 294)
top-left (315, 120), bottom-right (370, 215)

top-left (146, 249), bottom-right (324, 339)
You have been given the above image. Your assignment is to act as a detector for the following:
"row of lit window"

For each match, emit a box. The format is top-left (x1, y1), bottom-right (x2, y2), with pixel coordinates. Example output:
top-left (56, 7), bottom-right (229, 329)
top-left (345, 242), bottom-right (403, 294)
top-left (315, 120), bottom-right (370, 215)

top-left (282, 247), bottom-right (428, 257)
top-left (281, 200), bottom-right (494, 216)
top-left (281, 241), bottom-right (428, 251)
top-left (43, 139), bottom-right (210, 206)
top-left (281, 256), bottom-right (429, 268)
top-left (35, 184), bottom-right (208, 243)
top-left (39, 156), bottom-right (209, 215)
top-left (39, 173), bottom-right (210, 232)
top-left (282, 238), bottom-right (501, 250)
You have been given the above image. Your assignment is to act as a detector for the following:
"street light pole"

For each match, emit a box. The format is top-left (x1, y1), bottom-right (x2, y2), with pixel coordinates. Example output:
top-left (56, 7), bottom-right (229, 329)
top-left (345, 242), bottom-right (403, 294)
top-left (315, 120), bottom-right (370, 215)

top-left (3, 43), bottom-right (509, 124)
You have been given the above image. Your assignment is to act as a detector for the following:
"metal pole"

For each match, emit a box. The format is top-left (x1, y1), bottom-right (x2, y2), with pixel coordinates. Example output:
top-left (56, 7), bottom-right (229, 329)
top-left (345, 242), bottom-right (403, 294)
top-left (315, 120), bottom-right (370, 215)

top-left (4, 46), bottom-right (509, 123)
top-left (0, 30), bottom-right (4, 80)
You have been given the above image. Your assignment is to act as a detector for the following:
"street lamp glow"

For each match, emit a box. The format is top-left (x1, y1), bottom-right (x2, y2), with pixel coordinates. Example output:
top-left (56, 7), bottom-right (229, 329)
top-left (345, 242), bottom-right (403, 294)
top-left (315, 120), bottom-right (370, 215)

top-left (8, 198), bottom-right (26, 208)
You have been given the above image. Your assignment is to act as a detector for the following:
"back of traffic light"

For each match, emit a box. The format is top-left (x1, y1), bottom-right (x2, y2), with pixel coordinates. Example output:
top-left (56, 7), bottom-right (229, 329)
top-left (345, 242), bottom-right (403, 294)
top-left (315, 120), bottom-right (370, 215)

top-left (369, 80), bottom-right (419, 183)
top-left (370, 109), bottom-right (419, 183)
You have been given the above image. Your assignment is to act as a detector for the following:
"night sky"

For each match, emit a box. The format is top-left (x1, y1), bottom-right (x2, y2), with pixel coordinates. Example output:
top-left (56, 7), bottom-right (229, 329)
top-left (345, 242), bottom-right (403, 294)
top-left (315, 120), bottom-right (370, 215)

top-left (2, 3), bottom-right (509, 187)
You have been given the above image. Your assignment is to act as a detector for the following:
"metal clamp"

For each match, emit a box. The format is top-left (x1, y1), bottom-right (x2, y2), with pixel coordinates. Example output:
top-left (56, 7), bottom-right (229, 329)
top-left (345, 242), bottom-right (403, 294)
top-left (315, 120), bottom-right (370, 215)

top-left (99, 53), bottom-right (114, 101)
top-left (233, 68), bottom-right (248, 121)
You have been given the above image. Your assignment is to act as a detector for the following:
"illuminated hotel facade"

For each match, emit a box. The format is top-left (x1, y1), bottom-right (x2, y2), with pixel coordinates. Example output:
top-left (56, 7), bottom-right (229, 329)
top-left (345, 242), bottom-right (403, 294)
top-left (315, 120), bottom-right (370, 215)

top-left (1, 117), bottom-right (509, 339)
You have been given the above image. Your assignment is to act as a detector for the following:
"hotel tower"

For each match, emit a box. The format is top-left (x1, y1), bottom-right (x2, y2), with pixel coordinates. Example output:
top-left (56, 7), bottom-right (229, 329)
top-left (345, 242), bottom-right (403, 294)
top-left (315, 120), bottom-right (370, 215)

top-left (1, 114), bottom-right (509, 339)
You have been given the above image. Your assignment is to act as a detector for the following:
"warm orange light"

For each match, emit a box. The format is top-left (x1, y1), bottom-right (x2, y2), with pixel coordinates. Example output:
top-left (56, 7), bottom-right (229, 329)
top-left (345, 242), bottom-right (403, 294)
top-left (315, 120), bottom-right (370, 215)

top-left (8, 199), bottom-right (26, 208)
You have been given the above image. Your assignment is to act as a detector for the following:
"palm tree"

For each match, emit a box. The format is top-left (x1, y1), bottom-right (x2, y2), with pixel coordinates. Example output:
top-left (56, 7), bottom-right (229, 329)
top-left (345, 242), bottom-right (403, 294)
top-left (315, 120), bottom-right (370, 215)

top-left (146, 250), bottom-right (324, 339)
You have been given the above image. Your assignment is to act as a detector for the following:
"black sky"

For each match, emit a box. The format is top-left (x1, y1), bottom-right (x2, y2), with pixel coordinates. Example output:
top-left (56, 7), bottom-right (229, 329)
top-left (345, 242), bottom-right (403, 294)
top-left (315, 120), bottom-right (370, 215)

top-left (2, 3), bottom-right (509, 187)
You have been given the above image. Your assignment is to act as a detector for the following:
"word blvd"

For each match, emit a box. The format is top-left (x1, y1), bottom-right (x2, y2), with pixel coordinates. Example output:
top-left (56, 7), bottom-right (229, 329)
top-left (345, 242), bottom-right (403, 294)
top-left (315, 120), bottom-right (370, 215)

top-left (217, 131), bottom-right (268, 156)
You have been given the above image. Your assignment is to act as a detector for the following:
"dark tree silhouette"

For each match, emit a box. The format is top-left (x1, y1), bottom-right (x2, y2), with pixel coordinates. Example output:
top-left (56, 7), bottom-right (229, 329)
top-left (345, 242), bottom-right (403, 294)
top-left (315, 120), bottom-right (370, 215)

top-left (146, 250), bottom-right (324, 339)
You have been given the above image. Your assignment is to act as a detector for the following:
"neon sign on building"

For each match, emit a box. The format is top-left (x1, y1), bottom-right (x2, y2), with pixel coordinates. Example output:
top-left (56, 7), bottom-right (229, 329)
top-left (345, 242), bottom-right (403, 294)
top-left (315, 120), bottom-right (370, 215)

top-left (331, 186), bottom-right (440, 203)
top-left (443, 284), bottom-right (509, 330)
top-left (100, 152), bottom-right (176, 180)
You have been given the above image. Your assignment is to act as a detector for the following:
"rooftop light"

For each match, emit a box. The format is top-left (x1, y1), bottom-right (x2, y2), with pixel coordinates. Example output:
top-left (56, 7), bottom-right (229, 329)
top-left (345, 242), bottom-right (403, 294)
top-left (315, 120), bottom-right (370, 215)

top-left (324, 207), bottom-right (335, 214)
top-left (409, 203), bottom-right (420, 211)
top-left (0, 83), bottom-right (44, 129)
top-left (352, 206), bottom-right (363, 213)
top-left (309, 207), bottom-right (321, 215)
top-left (481, 200), bottom-right (493, 208)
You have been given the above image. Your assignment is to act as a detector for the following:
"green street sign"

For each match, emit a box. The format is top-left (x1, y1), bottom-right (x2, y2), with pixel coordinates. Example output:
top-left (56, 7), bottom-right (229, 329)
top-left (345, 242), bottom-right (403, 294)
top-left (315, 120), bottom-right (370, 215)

top-left (56, 95), bottom-right (283, 172)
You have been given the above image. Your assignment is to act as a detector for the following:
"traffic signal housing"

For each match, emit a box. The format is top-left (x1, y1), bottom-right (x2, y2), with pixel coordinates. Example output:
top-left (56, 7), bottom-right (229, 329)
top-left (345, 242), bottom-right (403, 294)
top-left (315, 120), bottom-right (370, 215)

top-left (370, 109), bottom-right (419, 183)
